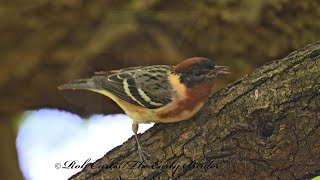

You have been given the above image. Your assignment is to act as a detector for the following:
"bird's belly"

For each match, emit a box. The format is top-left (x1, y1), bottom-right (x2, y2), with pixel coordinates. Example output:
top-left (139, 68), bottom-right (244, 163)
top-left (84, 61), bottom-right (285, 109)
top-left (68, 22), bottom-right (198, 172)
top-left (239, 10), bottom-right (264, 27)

top-left (124, 100), bottom-right (205, 124)
top-left (154, 101), bottom-right (205, 123)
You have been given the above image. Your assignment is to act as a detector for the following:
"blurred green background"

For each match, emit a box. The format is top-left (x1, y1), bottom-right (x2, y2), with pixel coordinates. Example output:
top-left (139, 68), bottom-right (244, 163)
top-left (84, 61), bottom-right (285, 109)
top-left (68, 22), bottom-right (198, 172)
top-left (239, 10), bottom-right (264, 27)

top-left (0, 0), bottom-right (319, 179)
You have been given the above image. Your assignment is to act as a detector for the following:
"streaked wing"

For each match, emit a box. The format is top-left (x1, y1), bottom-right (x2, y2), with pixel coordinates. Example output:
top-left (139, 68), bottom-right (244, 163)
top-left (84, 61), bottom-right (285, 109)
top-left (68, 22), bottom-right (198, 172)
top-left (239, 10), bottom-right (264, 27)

top-left (109, 66), bottom-right (144, 73)
top-left (94, 66), bottom-right (144, 75)
top-left (93, 65), bottom-right (173, 109)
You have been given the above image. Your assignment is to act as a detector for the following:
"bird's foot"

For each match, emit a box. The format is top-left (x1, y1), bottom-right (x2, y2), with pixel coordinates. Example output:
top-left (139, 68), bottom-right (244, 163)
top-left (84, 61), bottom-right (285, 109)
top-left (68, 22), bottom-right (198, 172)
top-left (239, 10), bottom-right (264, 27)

top-left (137, 145), bottom-right (151, 165)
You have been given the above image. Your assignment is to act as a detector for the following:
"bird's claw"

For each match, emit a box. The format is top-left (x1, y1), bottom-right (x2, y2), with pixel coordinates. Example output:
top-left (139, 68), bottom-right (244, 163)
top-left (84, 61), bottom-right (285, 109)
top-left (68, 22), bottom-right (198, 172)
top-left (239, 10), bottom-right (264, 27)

top-left (138, 146), bottom-right (151, 165)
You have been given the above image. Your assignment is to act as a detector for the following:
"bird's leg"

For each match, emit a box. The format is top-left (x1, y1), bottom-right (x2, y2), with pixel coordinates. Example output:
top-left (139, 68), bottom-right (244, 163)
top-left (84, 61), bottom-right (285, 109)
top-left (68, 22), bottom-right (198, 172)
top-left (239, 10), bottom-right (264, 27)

top-left (132, 123), bottom-right (151, 164)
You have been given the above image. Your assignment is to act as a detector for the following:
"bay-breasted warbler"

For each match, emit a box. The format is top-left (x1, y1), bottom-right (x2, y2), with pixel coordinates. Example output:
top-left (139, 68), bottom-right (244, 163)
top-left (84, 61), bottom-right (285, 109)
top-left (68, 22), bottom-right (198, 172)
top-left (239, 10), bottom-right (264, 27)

top-left (59, 57), bottom-right (229, 162)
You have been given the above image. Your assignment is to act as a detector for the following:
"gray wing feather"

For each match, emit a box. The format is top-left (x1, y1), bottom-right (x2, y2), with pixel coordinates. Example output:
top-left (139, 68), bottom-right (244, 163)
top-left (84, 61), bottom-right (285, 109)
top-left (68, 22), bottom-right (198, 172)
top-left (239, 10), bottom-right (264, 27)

top-left (93, 65), bottom-right (173, 109)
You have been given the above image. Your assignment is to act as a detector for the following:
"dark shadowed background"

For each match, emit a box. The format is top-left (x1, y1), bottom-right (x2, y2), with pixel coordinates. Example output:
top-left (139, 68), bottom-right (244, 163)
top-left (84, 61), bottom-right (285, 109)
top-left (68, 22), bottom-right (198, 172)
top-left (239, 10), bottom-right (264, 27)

top-left (0, 1), bottom-right (319, 179)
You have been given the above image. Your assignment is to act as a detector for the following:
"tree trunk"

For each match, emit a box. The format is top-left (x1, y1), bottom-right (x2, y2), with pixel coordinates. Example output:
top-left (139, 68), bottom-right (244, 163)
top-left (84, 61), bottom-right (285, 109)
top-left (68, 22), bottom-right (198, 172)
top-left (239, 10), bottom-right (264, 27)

top-left (70, 42), bottom-right (320, 179)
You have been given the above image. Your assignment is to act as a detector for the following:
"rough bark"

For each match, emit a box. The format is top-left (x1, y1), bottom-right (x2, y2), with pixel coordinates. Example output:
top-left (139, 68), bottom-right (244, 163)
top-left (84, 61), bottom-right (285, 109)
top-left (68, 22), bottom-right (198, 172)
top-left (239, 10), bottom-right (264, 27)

top-left (70, 42), bottom-right (320, 179)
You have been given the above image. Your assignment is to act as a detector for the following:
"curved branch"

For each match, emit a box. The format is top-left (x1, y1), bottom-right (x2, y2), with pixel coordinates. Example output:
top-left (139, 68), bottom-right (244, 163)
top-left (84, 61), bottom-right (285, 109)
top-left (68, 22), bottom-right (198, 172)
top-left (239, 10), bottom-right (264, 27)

top-left (70, 41), bottom-right (320, 179)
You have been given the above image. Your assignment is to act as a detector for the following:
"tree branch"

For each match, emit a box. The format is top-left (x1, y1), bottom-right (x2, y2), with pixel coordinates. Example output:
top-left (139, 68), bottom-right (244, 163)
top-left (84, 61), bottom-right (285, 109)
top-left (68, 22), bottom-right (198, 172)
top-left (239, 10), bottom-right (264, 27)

top-left (70, 41), bottom-right (320, 179)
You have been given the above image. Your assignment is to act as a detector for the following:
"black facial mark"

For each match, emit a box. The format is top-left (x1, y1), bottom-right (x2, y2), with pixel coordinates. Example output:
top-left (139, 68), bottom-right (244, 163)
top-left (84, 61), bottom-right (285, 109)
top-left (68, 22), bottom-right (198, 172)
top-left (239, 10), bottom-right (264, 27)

top-left (178, 59), bottom-right (216, 87)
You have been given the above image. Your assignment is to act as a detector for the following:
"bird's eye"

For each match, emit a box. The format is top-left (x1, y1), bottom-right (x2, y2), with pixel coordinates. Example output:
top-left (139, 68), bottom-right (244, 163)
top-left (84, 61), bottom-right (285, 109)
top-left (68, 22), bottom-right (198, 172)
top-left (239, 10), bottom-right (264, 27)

top-left (194, 70), bottom-right (202, 76)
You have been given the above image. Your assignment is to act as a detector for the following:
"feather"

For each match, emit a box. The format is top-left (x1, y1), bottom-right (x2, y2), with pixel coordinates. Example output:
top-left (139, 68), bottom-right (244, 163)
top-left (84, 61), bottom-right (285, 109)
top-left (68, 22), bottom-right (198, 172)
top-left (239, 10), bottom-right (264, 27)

top-left (92, 65), bottom-right (174, 109)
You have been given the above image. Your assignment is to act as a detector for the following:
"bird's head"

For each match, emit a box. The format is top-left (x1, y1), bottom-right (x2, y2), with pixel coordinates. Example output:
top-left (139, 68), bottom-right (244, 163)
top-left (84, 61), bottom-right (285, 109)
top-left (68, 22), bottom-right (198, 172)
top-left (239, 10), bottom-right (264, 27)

top-left (173, 57), bottom-right (230, 87)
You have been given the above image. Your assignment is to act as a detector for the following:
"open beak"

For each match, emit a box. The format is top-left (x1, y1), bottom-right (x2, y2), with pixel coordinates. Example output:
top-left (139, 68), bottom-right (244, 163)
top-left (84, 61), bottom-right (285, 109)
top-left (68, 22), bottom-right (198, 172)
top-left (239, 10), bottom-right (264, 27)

top-left (208, 66), bottom-right (230, 77)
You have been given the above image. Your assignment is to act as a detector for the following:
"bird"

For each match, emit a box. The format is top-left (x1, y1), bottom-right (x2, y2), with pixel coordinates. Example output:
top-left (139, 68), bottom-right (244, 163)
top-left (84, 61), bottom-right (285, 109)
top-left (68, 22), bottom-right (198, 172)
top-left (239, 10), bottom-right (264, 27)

top-left (58, 57), bottom-right (229, 163)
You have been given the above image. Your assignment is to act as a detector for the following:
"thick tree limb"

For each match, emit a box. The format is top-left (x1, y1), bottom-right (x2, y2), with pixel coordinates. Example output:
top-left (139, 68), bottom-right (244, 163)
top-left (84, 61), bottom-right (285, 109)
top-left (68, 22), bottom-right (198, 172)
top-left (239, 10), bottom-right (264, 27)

top-left (70, 42), bottom-right (320, 179)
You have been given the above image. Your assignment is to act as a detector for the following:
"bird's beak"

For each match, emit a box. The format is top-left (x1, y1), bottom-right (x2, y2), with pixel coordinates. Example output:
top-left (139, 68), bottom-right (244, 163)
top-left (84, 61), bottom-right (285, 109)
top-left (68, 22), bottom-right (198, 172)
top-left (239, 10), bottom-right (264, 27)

top-left (207, 66), bottom-right (230, 78)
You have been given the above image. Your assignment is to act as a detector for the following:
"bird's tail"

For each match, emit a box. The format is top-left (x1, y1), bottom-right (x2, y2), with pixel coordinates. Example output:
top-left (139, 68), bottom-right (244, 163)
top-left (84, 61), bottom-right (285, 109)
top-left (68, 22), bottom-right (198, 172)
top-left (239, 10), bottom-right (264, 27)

top-left (58, 78), bottom-right (99, 91)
